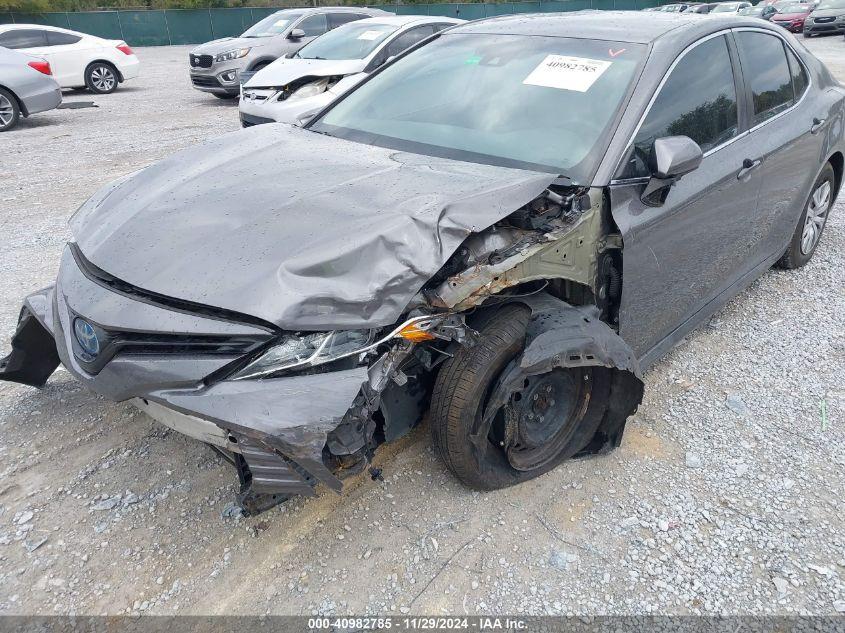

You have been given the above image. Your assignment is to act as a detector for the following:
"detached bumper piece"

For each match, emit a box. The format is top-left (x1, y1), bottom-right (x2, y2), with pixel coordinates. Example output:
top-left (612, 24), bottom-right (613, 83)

top-left (240, 112), bottom-right (274, 128)
top-left (233, 436), bottom-right (317, 516)
top-left (0, 309), bottom-right (59, 388)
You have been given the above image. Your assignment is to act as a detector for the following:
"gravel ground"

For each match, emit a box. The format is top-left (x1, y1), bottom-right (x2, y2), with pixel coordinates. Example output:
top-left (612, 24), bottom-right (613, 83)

top-left (0, 37), bottom-right (844, 617)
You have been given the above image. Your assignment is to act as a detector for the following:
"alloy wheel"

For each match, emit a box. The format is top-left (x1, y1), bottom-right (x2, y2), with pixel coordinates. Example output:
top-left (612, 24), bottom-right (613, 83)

top-left (91, 66), bottom-right (116, 92)
top-left (801, 179), bottom-right (832, 255)
top-left (0, 94), bottom-right (13, 128)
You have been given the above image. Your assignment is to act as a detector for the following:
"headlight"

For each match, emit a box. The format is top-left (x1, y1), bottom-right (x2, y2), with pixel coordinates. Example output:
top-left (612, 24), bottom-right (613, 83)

top-left (234, 330), bottom-right (375, 379)
top-left (288, 78), bottom-right (331, 100)
top-left (215, 48), bottom-right (251, 63)
top-left (233, 316), bottom-right (443, 380)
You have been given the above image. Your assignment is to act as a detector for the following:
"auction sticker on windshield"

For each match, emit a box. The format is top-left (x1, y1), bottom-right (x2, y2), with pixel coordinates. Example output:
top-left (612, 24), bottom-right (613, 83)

top-left (358, 30), bottom-right (385, 40)
top-left (523, 55), bottom-right (612, 92)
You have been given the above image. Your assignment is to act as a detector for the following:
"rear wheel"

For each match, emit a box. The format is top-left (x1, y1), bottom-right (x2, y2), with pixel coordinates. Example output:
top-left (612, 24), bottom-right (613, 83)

top-left (430, 304), bottom-right (610, 490)
top-left (0, 88), bottom-right (19, 132)
top-left (85, 62), bottom-right (118, 94)
top-left (776, 163), bottom-right (835, 269)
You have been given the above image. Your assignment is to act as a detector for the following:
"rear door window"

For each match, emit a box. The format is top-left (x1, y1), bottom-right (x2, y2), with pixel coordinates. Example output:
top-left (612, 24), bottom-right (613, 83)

top-left (735, 31), bottom-right (794, 125)
top-left (0, 29), bottom-right (48, 49)
top-left (619, 35), bottom-right (739, 178)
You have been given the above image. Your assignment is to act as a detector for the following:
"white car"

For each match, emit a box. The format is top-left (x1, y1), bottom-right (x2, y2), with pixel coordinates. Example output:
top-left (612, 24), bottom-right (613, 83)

top-left (239, 15), bottom-right (462, 127)
top-left (0, 24), bottom-right (140, 94)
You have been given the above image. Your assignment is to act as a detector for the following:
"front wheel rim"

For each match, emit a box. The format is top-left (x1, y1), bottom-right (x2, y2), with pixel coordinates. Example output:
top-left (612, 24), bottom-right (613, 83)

top-left (91, 66), bottom-right (115, 91)
top-left (801, 179), bottom-right (831, 255)
top-left (498, 368), bottom-right (592, 472)
top-left (0, 94), bottom-right (14, 127)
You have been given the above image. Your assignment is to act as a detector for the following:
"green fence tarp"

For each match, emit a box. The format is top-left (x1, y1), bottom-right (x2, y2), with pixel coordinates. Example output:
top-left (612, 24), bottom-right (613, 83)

top-left (1, 0), bottom-right (665, 46)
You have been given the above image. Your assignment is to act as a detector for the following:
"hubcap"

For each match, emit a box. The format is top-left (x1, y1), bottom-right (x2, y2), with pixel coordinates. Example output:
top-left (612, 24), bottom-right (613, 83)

top-left (801, 179), bottom-right (831, 255)
top-left (91, 66), bottom-right (115, 91)
top-left (501, 368), bottom-right (591, 471)
top-left (0, 94), bottom-right (13, 127)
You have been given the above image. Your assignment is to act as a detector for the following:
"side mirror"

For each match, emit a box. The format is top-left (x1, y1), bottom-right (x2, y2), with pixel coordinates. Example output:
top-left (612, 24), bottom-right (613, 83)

top-left (641, 136), bottom-right (702, 207)
top-left (288, 28), bottom-right (306, 40)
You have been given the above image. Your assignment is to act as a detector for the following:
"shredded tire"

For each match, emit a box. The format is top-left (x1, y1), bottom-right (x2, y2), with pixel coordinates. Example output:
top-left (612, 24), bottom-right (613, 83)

top-left (430, 304), bottom-right (610, 490)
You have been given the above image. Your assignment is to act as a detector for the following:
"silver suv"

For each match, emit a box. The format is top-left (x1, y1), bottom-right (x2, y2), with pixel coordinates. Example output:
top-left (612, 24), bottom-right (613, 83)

top-left (188, 7), bottom-right (391, 98)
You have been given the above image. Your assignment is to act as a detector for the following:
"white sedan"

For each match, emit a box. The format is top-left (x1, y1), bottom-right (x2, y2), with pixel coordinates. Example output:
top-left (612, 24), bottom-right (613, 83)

top-left (0, 24), bottom-right (140, 94)
top-left (239, 15), bottom-right (462, 127)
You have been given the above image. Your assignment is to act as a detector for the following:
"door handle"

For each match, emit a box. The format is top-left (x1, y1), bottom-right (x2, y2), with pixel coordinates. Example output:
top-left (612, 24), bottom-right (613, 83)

top-left (811, 117), bottom-right (826, 134)
top-left (737, 158), bottom-right (762, 181)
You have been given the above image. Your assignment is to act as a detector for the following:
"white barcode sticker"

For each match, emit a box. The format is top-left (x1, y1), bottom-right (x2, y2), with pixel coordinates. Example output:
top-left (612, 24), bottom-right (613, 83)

top-left (358, 30), bottom-right (384, 40)
top-left (523, 55), bottom-right (612, 92)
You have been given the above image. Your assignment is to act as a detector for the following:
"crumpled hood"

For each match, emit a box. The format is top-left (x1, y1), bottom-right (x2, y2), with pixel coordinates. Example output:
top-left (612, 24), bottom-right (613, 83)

top-left (245, 58), bottom-right (366, 89)
top-left (191, 36), bottom-right (268, 55)
top-left (70, 124), bottom-right (556, 330)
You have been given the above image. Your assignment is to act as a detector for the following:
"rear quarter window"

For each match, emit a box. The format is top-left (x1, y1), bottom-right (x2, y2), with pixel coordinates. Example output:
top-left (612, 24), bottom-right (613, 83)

top-left (46, 31), bottom-right (82, 46)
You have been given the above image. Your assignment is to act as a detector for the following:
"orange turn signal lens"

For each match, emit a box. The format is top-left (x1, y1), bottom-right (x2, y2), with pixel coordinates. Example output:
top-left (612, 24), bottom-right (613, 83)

top-left (397, 323), bottom-right (436, 342)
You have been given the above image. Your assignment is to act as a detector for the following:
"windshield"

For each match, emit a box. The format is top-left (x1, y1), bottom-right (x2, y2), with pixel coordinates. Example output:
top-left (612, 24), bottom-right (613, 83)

top-left (815, 0), bottom-right (845, 8)
top-left (712, 3), bottom-right (740, 11)
top-left (311, 33), bottom-right (646, 181)
top-left (242, 12), bottom-right (302, 38)
top-left (295, 22), bottom-right (398, 60)
top-left (777, 3), bottom-right (808, 10)
top-left (739, 6), bottom-right (762, 13)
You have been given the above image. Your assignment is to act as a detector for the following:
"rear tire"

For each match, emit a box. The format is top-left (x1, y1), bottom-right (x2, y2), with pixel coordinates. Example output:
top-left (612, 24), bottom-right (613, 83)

top-left (85, 62), bottom-right (118, 94)
top-left (0, 88), bottom-right (20, 132)
top-left (776, 163), bottom-right (835, 269)
top-left (430, 304), bottom-right (610, 490)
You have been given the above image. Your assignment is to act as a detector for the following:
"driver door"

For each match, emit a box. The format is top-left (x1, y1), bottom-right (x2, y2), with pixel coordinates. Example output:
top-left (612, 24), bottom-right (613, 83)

top-left (610, 33), bottom-right (763, 362)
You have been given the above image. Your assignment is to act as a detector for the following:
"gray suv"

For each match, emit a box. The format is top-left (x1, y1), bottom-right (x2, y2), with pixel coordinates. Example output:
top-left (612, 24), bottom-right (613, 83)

top-left (188, 7), bottom-right (391, 98)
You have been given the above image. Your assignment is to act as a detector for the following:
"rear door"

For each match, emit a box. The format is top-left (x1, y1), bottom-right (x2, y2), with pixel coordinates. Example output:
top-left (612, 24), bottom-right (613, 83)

top-left (611, 33), bottom-right (763, 359)
top-left (733, 29), bottom-right (837, 261)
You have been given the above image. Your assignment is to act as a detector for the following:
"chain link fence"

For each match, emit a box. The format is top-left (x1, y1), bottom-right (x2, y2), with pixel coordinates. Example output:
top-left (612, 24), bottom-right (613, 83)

top-left (0, 0), bottom-right (662, 45)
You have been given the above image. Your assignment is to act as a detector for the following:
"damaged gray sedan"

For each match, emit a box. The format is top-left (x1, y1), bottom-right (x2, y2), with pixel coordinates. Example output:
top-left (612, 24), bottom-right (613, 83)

top-left (2, 12), bottom-right (843, 515)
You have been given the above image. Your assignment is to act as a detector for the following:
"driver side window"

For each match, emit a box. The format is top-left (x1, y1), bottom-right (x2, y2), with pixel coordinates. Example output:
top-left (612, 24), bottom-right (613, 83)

top-left (618, 35), bottom-right (738, 179)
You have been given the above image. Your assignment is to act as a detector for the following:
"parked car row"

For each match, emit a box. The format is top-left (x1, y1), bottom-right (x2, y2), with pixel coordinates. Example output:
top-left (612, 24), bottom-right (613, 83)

top-left (0, 23), bottom-right (140, 131)
top-left (650, 0), bottom-right (845, 35)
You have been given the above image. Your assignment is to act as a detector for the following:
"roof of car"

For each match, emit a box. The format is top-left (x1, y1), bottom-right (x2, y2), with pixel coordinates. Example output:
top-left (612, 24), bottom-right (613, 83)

top-left (0, 24), bottom-right (81, 33)
top-left (269, 6), bottom-right (391, 14)
top-left (352, 15), bottom-right (464, 26)
top-left (451, 10), bottom-right (768, 44)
